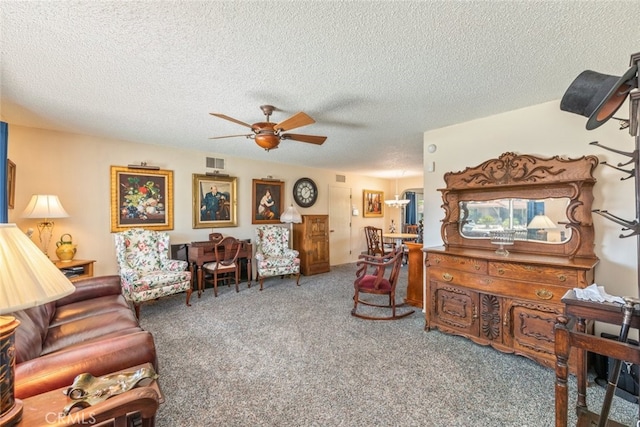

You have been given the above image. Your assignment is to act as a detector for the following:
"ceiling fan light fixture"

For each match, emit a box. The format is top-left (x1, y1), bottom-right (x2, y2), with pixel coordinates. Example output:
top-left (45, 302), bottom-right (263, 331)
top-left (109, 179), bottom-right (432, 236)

top-left (254, 133), bottom-right (280, 150)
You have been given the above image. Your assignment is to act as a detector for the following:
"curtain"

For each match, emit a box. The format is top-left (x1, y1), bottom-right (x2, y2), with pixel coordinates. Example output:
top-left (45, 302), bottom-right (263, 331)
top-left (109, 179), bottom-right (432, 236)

top-left (405, 191), bottom-right (417, 225)
top-left (526, 200), bottom-right (545, 225)
top-left (0, 122), bottom-right (7, 223)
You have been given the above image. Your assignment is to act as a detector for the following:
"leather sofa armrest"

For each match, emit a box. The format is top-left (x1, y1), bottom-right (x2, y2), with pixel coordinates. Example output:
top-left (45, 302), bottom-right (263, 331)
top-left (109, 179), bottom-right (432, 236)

top-left (15, 331), bottom-right (158, 399)
top-left (50, 387), bottom-right (160, 427)
top-left (56, 275), bottom-right (122, 307)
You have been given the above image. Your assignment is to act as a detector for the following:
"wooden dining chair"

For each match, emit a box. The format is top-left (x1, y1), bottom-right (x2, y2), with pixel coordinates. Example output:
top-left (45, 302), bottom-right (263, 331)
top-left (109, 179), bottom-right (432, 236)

top-left (202, 236), bottom-right (242, 297)
top-left (364, 226), bottom-right (395, 256)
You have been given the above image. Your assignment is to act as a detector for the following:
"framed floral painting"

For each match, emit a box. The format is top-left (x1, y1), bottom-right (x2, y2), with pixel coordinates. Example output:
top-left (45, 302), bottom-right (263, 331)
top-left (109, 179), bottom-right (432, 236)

top-left (252, 179), bottom-right (284, 224)
top-left (192, 174), bottom-right (238, 229)
top-left (110, 166), bottom-right (174, 232)
top-left (363, 189), bottom-right (384, 218)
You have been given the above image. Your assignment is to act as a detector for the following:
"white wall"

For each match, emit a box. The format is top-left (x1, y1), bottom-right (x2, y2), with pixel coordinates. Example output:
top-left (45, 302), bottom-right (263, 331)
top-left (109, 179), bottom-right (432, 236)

top-left (7, 124), bottom-right (417, 275)
top-left (422, 100), bottom-right (637, 299)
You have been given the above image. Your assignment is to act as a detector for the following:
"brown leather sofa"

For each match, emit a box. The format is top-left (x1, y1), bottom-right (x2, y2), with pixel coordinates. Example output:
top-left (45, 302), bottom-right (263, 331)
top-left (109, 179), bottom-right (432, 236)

top-left (12, 275), bottom-right (158, 399)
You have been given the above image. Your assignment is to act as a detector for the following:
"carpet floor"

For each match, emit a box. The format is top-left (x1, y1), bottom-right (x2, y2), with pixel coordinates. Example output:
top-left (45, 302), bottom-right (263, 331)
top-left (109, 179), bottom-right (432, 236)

top-left (138, 263), bottom-right (638, 426)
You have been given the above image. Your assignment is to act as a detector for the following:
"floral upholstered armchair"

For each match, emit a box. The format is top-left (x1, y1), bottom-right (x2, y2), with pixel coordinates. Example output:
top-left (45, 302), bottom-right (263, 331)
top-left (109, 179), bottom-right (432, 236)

top-left (255, 225), bottom-right (301, 290)
top-left (114, 228), bottom-right (192, 318)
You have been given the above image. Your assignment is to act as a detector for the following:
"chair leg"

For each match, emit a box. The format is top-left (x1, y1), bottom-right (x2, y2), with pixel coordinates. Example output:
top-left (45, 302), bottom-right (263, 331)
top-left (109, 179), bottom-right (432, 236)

top-left (134, 303), bottom-right (141, 319)
top-left (235, 270), bottom-right (240, 292)
top-left (213, 272), bottom-right (219, 297)
top-left (259, 276), bottom-right (264, 290)
top-left (295, 272), bottom-right (301, 286)
top-left (185, 288), bottom-right (192, 307)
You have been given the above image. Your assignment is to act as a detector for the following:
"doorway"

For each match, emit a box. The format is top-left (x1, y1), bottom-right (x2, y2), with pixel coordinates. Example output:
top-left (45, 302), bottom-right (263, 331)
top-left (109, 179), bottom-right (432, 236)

top-left (402, 189), bottom-right (424, 232)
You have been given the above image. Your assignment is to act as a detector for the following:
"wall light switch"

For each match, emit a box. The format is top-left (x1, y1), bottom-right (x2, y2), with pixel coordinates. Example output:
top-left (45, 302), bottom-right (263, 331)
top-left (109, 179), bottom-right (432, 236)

top-left (427, 161), bottom-right (435, 172)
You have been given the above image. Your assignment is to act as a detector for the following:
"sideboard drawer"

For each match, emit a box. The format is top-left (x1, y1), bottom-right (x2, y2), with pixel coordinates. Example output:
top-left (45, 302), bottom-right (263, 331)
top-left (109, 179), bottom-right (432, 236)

top-left (489, 262), bottom-right (577, 287)
top-left (428, 253), bottom-right (488, 274)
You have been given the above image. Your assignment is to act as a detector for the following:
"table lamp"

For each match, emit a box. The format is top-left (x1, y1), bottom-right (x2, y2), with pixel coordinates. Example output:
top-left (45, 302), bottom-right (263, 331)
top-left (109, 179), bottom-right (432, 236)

top-left (21, 194), bottom-right (69, 258)
top-left (0, 223), bottom-right (75, 426)
top-left (280, 204), bottom-right (302, 249)
top-left (527, 214), bottom-right (556, 241)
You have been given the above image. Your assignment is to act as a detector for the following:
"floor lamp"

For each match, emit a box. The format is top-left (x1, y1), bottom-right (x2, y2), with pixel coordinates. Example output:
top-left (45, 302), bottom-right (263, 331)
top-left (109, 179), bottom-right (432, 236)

top-left (280, 204), bottom-right (302, 248)
top-left (21, 194), bottom-right (69, 258)
top-left (0, 223), bottom-right (76, 426)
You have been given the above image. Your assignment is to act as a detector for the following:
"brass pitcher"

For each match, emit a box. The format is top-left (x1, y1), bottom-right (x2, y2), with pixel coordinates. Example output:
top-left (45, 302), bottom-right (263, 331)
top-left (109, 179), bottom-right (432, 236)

top-left (55, 233), bottom-right (77, 262)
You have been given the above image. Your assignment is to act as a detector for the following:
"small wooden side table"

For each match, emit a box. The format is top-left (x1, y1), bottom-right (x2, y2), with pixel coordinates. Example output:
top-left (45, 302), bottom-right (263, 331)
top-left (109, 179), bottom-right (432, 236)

top-left (555, 290), bottom-right (640, 427)
top-left (54, 259), bottom-right (95, 282)
top-left (18, 363), bottom-right (163, 427)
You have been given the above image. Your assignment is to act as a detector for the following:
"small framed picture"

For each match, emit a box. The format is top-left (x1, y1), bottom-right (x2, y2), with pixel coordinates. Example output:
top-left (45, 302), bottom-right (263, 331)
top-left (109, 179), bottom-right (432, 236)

top-left (252, 179), bottom-right (284, 224)
top-left (110, 166), bottom-right (174, 232)
top-left (363, 189), bottom-right (384, 218)
top-left (192, 174), bottom-right (238, 229)
top-left (7, 159), bottom-right (16, 209)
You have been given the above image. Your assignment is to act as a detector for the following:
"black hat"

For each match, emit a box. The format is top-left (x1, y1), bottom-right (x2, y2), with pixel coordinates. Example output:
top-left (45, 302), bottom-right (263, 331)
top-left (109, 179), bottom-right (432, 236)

top-left (560, 64), bottom-right (638, 130)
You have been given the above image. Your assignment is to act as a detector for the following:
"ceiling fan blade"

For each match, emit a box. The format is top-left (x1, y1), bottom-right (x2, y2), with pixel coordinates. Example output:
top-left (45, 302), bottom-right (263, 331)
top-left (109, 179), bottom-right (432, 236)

top-left (274, 112), bottom-right (315, 132)
top-left (209, 133), bottom-right (253, 140)
top-left (210, 113), bottom-right (253, 128)
top-left (281, 133), bottom-right (327, 145)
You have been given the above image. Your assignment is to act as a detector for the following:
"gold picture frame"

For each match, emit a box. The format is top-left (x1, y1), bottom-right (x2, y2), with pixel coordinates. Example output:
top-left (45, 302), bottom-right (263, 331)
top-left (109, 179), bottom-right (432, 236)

top-left (363, 189), bottom-right (384, 218)
top-left (7, 159), bottom-right (15, 209)
top-left (252, 179), bottom-right (284, 224)
top-left (192, 174), bottom-right (238, 229)
top-left (110, 166), bottom-right (174, 232)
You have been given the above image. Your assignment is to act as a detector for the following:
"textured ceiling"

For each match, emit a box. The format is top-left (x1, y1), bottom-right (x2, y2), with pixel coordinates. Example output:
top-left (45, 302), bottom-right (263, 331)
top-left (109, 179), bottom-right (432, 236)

top-left (1, 1), bottom-right (640, 178)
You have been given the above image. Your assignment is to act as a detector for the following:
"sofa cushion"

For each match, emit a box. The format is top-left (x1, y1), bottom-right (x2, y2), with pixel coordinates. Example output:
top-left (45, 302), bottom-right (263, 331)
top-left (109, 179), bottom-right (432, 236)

top-left (49, 294), bottom-right (132, 327)
top-left (42, 309), bottom-right (140, 355)
top-left (12, 310), bottom-right (44, 364)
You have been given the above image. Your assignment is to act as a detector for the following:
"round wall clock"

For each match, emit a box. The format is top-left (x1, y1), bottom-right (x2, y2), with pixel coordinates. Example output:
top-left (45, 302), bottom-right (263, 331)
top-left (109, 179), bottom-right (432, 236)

top-left (293, 178), bottom-right (318, 208)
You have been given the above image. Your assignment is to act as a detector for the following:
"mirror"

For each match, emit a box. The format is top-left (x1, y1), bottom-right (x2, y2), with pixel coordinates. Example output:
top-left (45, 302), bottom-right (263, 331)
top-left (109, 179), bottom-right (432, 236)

top-left (459, 198), bottom-right (571, 244)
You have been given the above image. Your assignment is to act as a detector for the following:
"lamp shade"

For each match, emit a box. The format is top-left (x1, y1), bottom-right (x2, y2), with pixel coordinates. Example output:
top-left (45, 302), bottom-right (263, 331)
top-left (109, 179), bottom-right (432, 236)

top-left (528, 214), bottom-right (557, 230)
top-left (0, 223), bottom-right (75, 314)
top-left (21, 194), bottom-right (69, 219)
top-left (280, 204), bottom-right (302, 224)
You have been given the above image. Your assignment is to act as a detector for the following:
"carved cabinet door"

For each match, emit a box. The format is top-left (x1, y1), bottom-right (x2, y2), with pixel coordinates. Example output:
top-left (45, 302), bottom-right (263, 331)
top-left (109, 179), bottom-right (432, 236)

top-left (432, 282), bottom-right (479, 337)
top-left (505, 299), bottom-right (560, 367)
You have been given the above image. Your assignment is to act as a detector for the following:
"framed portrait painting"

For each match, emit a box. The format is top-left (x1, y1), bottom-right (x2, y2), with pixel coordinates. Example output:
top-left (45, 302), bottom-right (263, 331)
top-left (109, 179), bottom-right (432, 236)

top-left (363, 189), bottom-right (384, 218)
top-left (110, 166), bottom-right (174, 232)
top-left (252, 179), bottom-right (284, 224)
top-left (192, 174), bottom-right (237, 229)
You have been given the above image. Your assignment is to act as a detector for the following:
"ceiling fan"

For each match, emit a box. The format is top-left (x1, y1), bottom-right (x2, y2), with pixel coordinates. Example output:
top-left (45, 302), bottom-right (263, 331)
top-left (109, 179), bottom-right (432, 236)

top-left (210, 105), bottom-right (327, 151)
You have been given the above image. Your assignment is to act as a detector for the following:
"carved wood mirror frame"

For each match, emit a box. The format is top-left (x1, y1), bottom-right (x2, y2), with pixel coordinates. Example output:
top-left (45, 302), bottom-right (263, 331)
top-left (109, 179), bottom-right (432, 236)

top-left (439, 152), bottom-right (599, 259)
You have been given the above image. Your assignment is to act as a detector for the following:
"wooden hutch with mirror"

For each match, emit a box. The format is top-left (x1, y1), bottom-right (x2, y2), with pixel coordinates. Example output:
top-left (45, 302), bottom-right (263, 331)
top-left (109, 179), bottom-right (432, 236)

top-left (425, 152), bottom-right (599, 370)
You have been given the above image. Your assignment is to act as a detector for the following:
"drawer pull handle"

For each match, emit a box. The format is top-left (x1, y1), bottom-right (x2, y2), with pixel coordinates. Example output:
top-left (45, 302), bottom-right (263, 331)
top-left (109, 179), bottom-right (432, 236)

top-left (497, 268), bottom-right (505, 275)
top-left (442, 273), bottom-right (453, 282)
top-left (535, 289), bottom-right (553, 300)
top-left (557, 274), bottom-right (567, 282)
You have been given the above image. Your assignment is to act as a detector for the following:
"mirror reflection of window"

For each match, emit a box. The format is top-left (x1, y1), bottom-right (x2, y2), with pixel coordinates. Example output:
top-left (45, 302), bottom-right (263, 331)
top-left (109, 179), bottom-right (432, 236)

top-left (459, 198), bottom-right (571, 244)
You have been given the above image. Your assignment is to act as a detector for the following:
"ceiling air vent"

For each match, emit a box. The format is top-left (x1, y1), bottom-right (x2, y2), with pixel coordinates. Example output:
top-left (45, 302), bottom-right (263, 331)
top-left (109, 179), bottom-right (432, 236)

top-left (206, 157), bottom-right (225, 170)
top-left (335, 174), bottom-right (346, 183)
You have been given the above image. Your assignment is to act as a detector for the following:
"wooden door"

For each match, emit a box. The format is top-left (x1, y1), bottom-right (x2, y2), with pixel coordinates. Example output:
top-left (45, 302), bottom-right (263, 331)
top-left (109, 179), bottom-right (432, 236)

top-left (306, 215), bottom-right (330, 274)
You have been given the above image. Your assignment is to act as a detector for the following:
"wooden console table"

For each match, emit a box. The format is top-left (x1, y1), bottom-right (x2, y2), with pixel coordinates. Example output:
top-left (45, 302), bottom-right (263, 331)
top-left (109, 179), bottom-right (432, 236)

top-left (188, 240), bottom-right (252, 297)
top-left (554, 290), bottom-right (640, 427)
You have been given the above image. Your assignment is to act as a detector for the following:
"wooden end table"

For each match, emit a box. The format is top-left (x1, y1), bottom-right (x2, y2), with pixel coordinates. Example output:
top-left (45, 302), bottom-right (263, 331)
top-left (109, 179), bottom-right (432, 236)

top-left (17, 363), bottom-right (163, 427)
